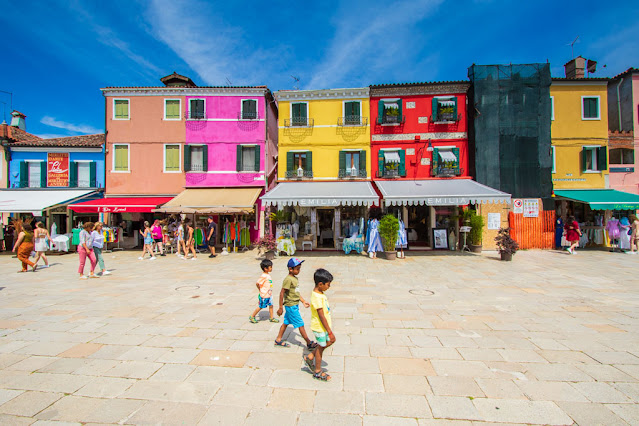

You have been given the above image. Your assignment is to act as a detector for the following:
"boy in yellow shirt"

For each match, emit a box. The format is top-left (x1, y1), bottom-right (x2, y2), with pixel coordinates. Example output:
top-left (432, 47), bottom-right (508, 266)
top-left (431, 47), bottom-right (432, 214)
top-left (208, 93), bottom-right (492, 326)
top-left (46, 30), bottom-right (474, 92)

top-left (303, 268), bottom-right (335, 381)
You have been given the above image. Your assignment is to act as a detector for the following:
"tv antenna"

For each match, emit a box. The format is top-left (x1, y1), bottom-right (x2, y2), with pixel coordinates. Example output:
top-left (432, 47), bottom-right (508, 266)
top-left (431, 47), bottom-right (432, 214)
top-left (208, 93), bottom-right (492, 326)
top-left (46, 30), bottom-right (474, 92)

top-left (225, 77), bottom-right (233, 86)
top-left (291, 75), bottom-right (300, 90)
top-left (567, 36), bottom-right (579, 59)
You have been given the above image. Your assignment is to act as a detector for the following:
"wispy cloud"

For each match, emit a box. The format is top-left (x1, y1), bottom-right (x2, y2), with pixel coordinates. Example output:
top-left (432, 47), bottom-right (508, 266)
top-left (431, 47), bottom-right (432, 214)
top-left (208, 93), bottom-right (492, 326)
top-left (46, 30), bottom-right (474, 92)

top-left (590, 21), bottom-right (639, 77)
top-left (308, 0), bottom-right (444, 88)
top-left (41, 116), bottom-right (101, 134)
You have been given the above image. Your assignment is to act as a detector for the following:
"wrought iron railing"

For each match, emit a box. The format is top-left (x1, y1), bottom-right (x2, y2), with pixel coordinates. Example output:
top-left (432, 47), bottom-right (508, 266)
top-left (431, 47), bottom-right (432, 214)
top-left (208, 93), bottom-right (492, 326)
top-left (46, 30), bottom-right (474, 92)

top-left (432, 166), bottom-right (462, 177)
top-left (376, 115), bottom-right (405, 125)
top-left (378, 169), bottom-right (399, 178)
top-left (432, 112), bottom-right (461, 123)
top-left (238, 111), bottom-right (259, 120)
top-left (185, 110), bottom-right (207, 120)
top-left (285, 170), bottom-right (314, 178)
top-left (338, 116), bottom-right (368, 126)
top-left (190, 163), bottom-right (205, 172)
top-left (284, 117), bottom-right (314, 127)
top-left (338, 169), bottom-right (367, 178)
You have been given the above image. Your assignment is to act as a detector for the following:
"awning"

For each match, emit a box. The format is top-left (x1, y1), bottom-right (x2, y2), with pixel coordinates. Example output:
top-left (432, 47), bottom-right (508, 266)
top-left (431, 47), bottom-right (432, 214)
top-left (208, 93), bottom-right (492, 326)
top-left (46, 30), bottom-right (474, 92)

top-left (384, 151), bottom-right (401, 163)
top-left (0, 189), bottom-right (97, 214)
top-left (554, 189), bottom-right (639, 210)
top-left (261, 182), bottom-right (379, 209)
top-left (438, 150), bottom-right (457, 162)
top-left (438, 100), bottom-right (455, 106)
top-left (155, 188), bottom-right (261, 214)
top-left (375, 179), bottom-right (511, 206)
top-left (68, 197), bottom-right (173, 213)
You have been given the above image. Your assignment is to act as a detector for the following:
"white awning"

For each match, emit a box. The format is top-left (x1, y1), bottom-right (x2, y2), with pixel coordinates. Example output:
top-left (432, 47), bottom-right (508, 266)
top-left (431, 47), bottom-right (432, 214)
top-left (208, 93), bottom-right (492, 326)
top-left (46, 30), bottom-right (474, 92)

top-left (261, 182), bottom-right (379, 209)
top-left (438, 150), bottom-right (457, 162)
top-left (375, 179), bottom-right (511, 206)
top-left (384, 151), bottom-right (401, 163)
top-left (0, 190), bottom-right (97, 214)
top-left (438, 100), bottom-right (456, 107)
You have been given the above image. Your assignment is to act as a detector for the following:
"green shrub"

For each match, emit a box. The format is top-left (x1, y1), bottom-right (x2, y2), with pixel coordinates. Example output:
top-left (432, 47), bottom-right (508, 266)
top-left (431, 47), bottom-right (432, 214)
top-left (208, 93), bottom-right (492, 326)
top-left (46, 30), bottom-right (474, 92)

top-left (469, 211), bottom-right (484, 245)
top-left (378, 214), bottom-right (400, 252)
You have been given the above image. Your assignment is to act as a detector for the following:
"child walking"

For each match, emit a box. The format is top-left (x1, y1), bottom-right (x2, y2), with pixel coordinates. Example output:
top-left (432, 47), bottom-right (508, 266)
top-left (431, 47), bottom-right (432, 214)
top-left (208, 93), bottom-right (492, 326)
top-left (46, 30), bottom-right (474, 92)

top-left (249, 259), bottom-right (279, 323)
top-left (139, 221), bottom-right (156, 260)
top-left (304, 268), bottom-right (335, 381)
top-left (274, 258), bottom-right (317, 350)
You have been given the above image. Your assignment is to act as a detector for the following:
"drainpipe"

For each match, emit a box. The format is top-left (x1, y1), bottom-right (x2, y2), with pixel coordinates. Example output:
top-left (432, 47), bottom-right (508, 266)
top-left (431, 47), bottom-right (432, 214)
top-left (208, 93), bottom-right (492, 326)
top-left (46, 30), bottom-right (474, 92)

top-left (616, 77), bottom-right (625, 131)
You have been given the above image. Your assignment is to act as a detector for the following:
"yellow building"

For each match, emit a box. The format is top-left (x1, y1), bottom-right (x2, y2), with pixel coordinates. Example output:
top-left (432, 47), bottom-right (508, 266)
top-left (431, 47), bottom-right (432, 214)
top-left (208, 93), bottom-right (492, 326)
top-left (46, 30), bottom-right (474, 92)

top-left (550, 78), bottom-right (609, 190)
top-left (263, 88), bottom-right (378, 250)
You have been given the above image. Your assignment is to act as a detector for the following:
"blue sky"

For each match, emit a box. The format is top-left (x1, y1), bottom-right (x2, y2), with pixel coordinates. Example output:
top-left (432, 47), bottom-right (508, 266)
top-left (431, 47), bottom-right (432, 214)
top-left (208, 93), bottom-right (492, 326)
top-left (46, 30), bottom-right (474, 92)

top-left (1, 0), bottom-right (637, 138)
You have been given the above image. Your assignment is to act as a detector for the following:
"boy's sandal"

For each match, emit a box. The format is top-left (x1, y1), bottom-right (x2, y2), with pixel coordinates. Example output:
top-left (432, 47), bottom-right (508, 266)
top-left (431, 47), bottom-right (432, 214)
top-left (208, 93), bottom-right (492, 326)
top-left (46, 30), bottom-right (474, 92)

top-left (312, 371), bottom-right (331, 381)
top-left (269, 318), bottom-right (280, 323)
top-left (249, 316), bottom-right (258, 324)
top-left (306, 341), bottom-right (318, 350)
top-left (274, 339), bottom-right (290, 347)
top-left (303, 354), bottom-right (314, 372)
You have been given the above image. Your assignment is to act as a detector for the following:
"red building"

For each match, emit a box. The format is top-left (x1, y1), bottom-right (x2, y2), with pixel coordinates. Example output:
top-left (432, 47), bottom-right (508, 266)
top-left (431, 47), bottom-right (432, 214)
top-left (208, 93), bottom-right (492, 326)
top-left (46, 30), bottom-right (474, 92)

top-left (370, 81), bottom-right (510, 249)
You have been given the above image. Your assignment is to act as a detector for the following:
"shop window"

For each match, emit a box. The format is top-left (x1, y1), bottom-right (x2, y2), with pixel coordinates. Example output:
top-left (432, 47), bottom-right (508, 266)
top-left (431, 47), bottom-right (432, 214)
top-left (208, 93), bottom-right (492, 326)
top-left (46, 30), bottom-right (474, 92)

top-left (339, 150), bottom-right (366, 178)
top-left (379, 149), bottom-right (406, 178)
top-left (582, 97), bottom-right (600, 120)
top-left (609, 148), bottom-right (634, 165)
top-left (237, 145), bottom-right (260, 172)
top-left (164, 99), bottom-right (181, 120)
top-left (432, 97), bottom-right (458, 122)
top-left (286, 151), bottom-right (312, 178)
top-left (377, 99), bottom-right (403, 125)
top-left (582, 146), bottom-right (607, 172)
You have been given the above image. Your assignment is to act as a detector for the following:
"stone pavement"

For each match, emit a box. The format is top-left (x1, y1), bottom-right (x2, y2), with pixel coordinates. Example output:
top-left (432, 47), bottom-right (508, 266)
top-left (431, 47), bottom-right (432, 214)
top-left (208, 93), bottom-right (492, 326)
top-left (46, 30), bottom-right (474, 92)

top-left (0, 248), bottom-right (639, 425)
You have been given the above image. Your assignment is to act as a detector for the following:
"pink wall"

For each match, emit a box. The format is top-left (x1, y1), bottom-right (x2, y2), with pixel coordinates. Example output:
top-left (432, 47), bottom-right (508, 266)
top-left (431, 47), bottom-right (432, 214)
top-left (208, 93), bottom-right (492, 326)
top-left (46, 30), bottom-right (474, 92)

top-left (609, 74), bottom-right (639, 195)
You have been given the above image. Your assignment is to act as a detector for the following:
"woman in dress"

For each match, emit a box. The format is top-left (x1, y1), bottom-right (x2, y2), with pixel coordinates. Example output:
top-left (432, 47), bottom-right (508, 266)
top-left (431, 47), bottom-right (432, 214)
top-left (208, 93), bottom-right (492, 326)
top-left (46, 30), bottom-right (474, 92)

top-left (151, 219), bottom-right (165, 257)
top-left (565, 215), bottom-right (581, 255)
top-left (139, 221), bottom-right (155, 260)
top-left (175, 220), bottom-right (186, 257)
top-left (91, 222), bottom-right (111, 275)
top-left (33, 222), bottom-right (50, 268)
top-left (78, 222), bottom-right (98, 279)
top-left (184, 218), bottom-right (197, 260)
top-left (630, 215), bottom-right (639, 254)
top-left (12, 223), bottom-right (37, 272)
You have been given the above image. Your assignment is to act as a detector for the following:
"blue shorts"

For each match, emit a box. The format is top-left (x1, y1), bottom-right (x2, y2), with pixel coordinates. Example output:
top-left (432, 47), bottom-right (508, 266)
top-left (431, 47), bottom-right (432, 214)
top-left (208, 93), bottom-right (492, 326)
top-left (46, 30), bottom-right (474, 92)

top-left (283, 305), bottom-right (304, 329)
top-left (258, 295), bottom-right (272, 309)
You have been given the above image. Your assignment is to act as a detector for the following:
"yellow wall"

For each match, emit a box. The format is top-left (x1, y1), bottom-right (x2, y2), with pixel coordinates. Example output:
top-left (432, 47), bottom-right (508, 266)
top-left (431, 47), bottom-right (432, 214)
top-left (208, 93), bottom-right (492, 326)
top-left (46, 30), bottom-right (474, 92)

top-left (277, 94), bottom-right (370, 180)
top-left (551, 82), bottom-right (609, 189)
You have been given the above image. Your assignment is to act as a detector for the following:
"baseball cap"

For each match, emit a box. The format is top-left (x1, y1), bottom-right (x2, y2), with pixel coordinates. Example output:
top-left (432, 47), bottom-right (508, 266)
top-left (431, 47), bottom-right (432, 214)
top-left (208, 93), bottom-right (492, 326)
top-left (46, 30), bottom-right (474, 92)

top-left (287, 258), bottom-right (305, 268)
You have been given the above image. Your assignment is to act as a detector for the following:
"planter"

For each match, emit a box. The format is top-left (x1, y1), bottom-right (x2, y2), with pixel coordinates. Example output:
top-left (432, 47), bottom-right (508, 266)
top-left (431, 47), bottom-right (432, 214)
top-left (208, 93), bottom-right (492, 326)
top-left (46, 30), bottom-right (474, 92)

top-left (469, 244), bottom-right (482, 253)
top-left (384, 251), bottom-right (397, 260)
top-left (500, 252), bottom-right (513, 261)
top-left (264, 250), bottom-right (275, 260)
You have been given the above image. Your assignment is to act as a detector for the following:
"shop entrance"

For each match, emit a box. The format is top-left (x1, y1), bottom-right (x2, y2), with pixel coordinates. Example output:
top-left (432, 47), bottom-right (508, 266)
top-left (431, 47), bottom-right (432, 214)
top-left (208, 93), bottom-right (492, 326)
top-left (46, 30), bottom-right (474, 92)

top-left (317, 208), bottom-right (335, 248)
top-left (407, 206), bottom-right (430, 247)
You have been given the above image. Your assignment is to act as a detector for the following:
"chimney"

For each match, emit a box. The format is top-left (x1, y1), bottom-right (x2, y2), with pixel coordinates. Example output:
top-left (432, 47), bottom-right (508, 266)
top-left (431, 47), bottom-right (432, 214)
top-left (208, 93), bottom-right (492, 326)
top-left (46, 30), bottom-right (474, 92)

top-left (564, 56), bottom-right (586, 78)
top-left (10, 110), bottom-right (26, 131)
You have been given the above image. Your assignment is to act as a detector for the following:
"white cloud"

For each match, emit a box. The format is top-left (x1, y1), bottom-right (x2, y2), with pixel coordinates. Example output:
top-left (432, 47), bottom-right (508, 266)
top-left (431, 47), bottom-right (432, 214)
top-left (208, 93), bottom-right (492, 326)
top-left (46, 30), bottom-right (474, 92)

top-left (589, 21), bottom-right (639, 77)
top-left (40, 116), bottom-right (102, 134)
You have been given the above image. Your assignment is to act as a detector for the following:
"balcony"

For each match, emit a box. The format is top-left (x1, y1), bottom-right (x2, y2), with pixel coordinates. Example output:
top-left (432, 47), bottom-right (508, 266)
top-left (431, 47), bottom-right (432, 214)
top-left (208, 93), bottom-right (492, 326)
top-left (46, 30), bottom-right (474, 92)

top-left (284, 117), bottom-right (314, 127)
top-left (432, 165), bottom-right (462, 178)
top-left (376, 115), bottom-right (405, 125)
top-left (338, 168), bottom-right (367, 179)
top-left (378, 169), bottom-right (400, 178)
top-left (285, 170), bottom-right (314, 179)
top-left (185, 110), bottom-right (207, 120)
top-left (432, 112), bottom-right (462, 123)
top-left (338, 116), bottom-right (368, 126)
top-left (238, 111), bottom-right (259, 120)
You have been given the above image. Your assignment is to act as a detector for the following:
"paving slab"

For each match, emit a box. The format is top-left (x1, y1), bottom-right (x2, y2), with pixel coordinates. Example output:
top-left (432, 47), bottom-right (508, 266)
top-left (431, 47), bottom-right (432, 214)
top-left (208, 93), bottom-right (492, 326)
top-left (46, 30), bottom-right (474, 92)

top-left (472, 398), bottom-right (573, 425)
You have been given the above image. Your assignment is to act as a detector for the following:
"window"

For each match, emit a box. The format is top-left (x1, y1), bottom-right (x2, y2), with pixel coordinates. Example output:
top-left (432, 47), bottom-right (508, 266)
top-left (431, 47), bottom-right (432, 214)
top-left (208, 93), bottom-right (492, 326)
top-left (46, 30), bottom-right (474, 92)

top-left (582, 96), bottom-right (600, 120)
top-left (431, 148), bottom-right (461, 177)
top-left (241, 100), bottom-right (258, 120)
top-left (379, 149), bottom-right (405, 177)
top-left (113, 144), bottom-right (129, 172)
top-left (609, 148), bottom-right (634, 165)
top-left (285, 151), bottom-right (312, 178)
top-left (378, 99), bottom-right (402, 124)
top-left (236, 145), bottom-right (260, 172)
top-left (164, 145), bottom-right (181, 172)
top-left (114, 99), bottom-right (129, 120)
top-left (291, 102), bottom-right (308, 126)
top-left (28, 161), bottom-right (42, 188)
top-left (551, 146), bottom-right (556, 173)
top-left (344, 101), bottom-right (361, 125)
top-left (339, 150), bottom-right (366, 178)
top-left (432, 97), bottom-right (458, 122)
top-left (550, 96), bottom-right (554, 121)
top-left (77, 162), bottom-right (91, 187)
top-left (164, 99), bottom-right (181, 120)
top-left (582, 146), bottom-right (607, 172)
top-left (191, 146), bottom-right (204, 171)
top-left (189, 99), bottom-right (205, 119)
top-left (183, 145), bottom-right (208, 172)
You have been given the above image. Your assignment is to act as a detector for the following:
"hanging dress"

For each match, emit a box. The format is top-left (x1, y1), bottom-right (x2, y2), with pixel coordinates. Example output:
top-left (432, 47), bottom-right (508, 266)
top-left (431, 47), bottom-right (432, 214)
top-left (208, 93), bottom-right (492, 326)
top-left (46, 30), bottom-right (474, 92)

top-left (620, 217), bottom-right (631, 250)
top-left (396, 220), bottom-right (408, 249)
top-left (367, 219), bottom-right (383, 253)
top-left (364, 219), bottom-right (371, 247)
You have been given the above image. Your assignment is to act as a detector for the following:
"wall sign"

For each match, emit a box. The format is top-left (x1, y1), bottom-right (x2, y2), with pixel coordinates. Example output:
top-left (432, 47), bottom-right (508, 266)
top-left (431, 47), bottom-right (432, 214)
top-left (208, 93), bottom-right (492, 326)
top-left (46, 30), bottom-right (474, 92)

top-left (513, 199), bottom-right (523, 214)
top-left (47, 153), bottom-right (69, 187)
top-left (487, 213), bottom-right (501, 230)
top-left (523, 199), bottom-right (539, 218)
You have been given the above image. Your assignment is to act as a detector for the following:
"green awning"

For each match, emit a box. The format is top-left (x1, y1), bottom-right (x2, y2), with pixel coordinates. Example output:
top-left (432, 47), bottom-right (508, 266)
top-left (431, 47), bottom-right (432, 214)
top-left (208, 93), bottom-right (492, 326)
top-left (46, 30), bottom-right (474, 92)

top-left (554, 189), bottom-right (639, 210)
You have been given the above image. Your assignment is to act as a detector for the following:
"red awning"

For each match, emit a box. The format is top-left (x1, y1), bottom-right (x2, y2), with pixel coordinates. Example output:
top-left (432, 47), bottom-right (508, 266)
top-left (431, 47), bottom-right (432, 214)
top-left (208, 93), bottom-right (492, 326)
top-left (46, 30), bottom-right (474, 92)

top-left (68, 197), bottom-right (173, 213)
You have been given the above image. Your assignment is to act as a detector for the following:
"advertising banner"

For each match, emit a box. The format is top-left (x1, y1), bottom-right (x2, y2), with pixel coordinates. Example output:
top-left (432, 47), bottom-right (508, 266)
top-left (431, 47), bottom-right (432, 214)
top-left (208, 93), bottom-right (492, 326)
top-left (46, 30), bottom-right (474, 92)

top-left (47, 153), bottom-right (69, 187)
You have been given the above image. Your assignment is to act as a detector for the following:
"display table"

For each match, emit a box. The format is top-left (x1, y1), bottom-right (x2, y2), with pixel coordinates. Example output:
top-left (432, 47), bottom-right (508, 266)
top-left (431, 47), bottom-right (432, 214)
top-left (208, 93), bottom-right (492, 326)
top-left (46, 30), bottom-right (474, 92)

top-left (277, 238), bottom-right (296, 256)
top-left (50, 234), bottom-right (71, 252)
top-left (342, 235), bottom-right (364, 255)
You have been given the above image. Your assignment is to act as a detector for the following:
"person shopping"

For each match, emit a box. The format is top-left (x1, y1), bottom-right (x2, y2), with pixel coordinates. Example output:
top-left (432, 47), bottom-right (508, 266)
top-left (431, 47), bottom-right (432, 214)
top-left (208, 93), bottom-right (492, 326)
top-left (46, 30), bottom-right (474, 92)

top-left (78, 222), bottom-right (99, 279)
top-left (13, 223), bottom-right (37, 272)
top-left (33, 222), bottom-right (50, 268)
top-left (91, 222), bottom-right (111, 275)
top-left (151, 220), bottom-right (165, 257)
top-left (565, 215), bottom-right (581, 255)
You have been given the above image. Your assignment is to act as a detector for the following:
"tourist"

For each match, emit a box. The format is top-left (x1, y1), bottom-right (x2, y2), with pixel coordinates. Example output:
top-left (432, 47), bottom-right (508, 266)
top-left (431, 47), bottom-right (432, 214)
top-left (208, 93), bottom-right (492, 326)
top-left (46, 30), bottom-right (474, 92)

top-left (91, 222), bottom-right (111, 275)
top-left (139, 221), bottom-right (156, 260)
top-left (206, 216), bottom-right (217, 258)
top-left (565, 215), bottom-right (581, 255)
top-left (184, 218), bottom-right (197, 260)
top-left (303, 268), bottom-right (335, 382)
top-left (12, 223), bottom-right (37, 272)
top-left (274, 258), bottom-right (317, 350)
top-left (151, 219), bottom-right (165, 256)
top-left (249, 259), bottom-right (278, 323)
top-left (175, 220), bottom-right (186, 257)
top-left (78, 222), bottom-right (98, 279)
top-left (33, 222), bottom-right (50, 268)
top-left (630, 215), bottom-right (639, 255)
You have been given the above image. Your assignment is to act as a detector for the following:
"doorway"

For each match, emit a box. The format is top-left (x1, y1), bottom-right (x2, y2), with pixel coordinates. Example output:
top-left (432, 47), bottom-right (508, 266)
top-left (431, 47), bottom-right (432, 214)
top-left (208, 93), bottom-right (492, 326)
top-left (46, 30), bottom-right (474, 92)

top-left (407, 206), bottom-right (430, 247)
top-left (317, 209), bottom-right (334, 248)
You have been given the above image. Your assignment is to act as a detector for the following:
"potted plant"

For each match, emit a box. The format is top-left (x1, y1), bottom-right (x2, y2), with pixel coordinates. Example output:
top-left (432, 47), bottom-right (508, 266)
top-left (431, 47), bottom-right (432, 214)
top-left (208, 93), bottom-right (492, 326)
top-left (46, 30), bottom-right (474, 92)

top-left (269, 210), bottom-right (289, 223)
top-left (378, 214), bottom-right (400, 260)
top-left (255, 235), bottom-right (277, 260)
top-left (495, 227), bottom-right (519, 261)
top-left (468, 210), bottom-right (484, 253)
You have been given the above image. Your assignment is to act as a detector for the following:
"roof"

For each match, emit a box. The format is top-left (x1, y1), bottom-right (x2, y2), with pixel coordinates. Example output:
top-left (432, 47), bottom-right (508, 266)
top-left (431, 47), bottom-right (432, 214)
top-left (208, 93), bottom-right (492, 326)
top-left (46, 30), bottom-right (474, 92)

top-left (551, 77), bottom-right (609, 82)
top-left (0, 124), bottom-right (104, 147)
top-left (371, 81), bottom-right (470, 88)
top-left (611, 67), bottom-right (639, 80)
top-left (160, 72), bottom-right (196, 87)
top-left (0, 125), bottom-right (42, 144)
top-left (102, 85), bottom-right (268, 89)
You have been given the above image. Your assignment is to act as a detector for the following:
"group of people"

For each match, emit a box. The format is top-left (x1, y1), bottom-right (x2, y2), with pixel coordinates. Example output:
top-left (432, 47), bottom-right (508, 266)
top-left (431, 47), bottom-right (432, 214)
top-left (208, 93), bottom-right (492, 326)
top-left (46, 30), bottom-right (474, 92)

top-left (138, 216), bottom-right (218, 261)
top-left (77, 222), bottom-right (111, 279)
top-left (12, 222), bottom-right (51, 272)
top-left (250, 257), bottom-right (335, 381)
top-left (563, 214), bottom-right (639, 255)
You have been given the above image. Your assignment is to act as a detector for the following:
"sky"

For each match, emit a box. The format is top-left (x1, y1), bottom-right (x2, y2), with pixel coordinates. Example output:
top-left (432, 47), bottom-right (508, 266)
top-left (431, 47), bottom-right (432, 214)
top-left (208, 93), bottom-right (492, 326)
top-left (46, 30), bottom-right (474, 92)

top-left (1, 0), bottom-right (638, 139)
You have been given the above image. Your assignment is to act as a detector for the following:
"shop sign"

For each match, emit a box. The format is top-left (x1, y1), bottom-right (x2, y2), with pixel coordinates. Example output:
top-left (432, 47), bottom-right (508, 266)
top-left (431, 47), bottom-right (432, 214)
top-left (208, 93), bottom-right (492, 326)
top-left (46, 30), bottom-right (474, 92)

top-left (513, 199), bottom-right (523, 214)
top-left (487, 213), bottom-right (501, 230)
top-left (427, 197), bottom-right (469, 206)
top-left (523, 199), bottom-right (539, 218)
top-left (98, 206), bottom-right (127, 213)
top-left (298, 199), bottom-right (341, 206)
top-left (47, 153), bottom-right (69, 187)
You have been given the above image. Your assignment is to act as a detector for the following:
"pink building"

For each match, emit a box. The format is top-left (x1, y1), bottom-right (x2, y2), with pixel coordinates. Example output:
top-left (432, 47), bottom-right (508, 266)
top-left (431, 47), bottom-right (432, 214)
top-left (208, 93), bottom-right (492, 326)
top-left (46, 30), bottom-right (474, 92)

top-left (608, 68), bottom-right (639, 195)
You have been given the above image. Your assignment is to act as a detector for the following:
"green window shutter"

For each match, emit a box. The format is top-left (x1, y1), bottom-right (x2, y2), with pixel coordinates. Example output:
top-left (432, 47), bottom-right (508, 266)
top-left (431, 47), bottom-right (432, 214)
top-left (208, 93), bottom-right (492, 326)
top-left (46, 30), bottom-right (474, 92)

top-left (359, 150), bottom-right (366, 175)
top-left (40, 161), bottom-right (47, 188)
top-left (377, 101), bottom-right (384, 124)
top-left (452, 147), bottom-right (460, 175)
top-left (286, 151), bottom-right (294, 172)
top-left (236, 145), bottom-right (243, 172)
top-left (452, 98), bottom-right (458, 121)
top-left (300, 103), bottom-right (307, 119)
top-left (339, 151), bottom-right (346, 173)
top-left (202, 145), bottom-right (208, 172)
top-left (19, 161), bottom-right (28, 187)
top-left (597, 146), bottom-right (607, 171)
top-left (397, 99), bottom-right (403, 122)
top-left (69, 161), bottom-right (77, 187)
top-left (184, 145), bottom-right (191, 172)
top-left (344, 102), bottom-right (352, 117)
top-left (89, 162), bottom-right (96, 187)
top-left (432, 98), bottom-right (439, 122)
top-left (292, 103), bottom-right (300, 118)
top-left (398, 149), bottom-right (406, 177)
top-left (254, 145), bottom-right (260, 172)
top-left (305, 151), bottom-right (312, 173)
top-left (581, 148), bottom-right (587, 172)
top-left (165, 100), bottom-right (180, 119)
top-left (378, 151), bottom-right (384, 178)
top-left (353, 102), bottom-right (360, 117)
top-left (432, 148), bottom-right (439, 176)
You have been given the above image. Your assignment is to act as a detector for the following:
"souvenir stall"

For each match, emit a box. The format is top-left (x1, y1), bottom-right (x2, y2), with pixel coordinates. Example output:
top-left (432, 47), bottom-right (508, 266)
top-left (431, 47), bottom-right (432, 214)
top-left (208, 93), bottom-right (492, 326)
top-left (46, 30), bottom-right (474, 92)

top-left (220, 215), bottom-right (255, 253)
